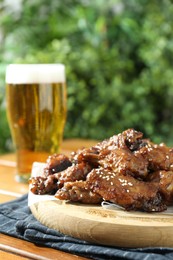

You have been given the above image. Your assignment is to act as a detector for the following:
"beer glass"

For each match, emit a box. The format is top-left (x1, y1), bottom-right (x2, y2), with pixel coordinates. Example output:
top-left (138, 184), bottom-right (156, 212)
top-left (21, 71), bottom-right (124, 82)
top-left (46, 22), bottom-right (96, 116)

top-left (6, 64), bottom-right (67, 183)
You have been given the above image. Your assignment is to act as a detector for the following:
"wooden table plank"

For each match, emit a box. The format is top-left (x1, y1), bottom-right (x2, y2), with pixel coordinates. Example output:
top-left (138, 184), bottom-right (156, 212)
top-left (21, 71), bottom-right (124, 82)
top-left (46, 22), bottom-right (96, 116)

top-left (0, 164), bottom-right (28, 198)
top-left (0, 153), bottom-right (16, 164)
top-left (0, 234), bottom-right (88, 260)
top-left (0, 193), bottom-right (19, 203)
top-left (0, 250), bottom-right (30, 260)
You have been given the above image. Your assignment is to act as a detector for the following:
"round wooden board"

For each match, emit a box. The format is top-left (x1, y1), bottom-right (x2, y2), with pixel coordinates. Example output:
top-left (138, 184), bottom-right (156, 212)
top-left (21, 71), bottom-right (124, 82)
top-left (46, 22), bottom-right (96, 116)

top-left (30, 199), bottom-right (173, 248)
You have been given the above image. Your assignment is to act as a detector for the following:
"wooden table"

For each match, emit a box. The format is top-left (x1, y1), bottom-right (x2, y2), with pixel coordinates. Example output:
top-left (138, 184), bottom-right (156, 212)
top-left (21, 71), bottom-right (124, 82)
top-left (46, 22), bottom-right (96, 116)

top-left (0, 139), bottom-right (97, 260)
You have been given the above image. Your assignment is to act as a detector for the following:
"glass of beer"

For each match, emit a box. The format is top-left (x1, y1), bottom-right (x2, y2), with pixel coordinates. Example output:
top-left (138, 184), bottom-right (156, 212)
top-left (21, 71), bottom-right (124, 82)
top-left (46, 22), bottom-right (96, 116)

top-left (6, 64), bottom-right (67, 183)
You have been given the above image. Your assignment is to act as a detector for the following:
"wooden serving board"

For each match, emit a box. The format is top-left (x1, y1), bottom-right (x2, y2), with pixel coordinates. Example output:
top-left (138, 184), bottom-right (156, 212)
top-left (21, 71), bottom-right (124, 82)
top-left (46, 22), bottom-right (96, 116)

top-left (30, 198), bottom-right (173, 248)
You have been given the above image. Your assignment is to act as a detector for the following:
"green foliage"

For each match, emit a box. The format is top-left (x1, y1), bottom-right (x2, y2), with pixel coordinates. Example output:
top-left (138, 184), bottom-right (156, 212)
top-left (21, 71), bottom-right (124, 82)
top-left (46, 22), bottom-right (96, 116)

top-left (0, 102), bottom-right (12, 153)
top-left (1, 0), bottom-right (173, 153)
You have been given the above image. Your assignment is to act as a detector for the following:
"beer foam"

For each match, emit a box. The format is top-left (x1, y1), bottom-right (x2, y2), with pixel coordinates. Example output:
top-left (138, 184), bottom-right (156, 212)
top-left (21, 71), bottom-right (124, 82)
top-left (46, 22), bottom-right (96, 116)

top-left (6, 64), bottom-right (65, 84)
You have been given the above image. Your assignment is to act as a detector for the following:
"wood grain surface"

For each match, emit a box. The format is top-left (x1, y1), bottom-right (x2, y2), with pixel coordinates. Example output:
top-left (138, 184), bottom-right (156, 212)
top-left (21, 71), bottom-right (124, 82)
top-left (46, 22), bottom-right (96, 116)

top-left (0, 234), bottom-right (87, 260)
top-left (30, 198), bottom-right (173, 248)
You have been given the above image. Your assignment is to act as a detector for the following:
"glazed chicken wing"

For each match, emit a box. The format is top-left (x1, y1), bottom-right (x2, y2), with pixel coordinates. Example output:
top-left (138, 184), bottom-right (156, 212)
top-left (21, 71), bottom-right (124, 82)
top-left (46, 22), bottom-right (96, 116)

top-left (29, 128), bottom-right (173, 212)
top-left (55, 181), bottom-right (102, 204)
top-left (43, 154), bottom-right (72, 177)
top-left (71, 128), bottom-right (144, 164)
top-left (81, 148), bottom-right (148, 179)
top-left (148, 170), bottom-right (173, 205)
top-left (136, 141), bottom-right (173, 171)
top-left (86, 168), bottom-right (166, 212)
top-left (29, 162), bottom-right (91, 194)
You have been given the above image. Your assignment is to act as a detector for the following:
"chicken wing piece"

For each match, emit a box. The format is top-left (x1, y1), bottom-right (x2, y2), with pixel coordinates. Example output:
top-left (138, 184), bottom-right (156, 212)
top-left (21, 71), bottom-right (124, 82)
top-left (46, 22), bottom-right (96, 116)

top-left (99, 148), bottom-right (148, 179)
top-left (94, 128), bottom-right (143, 151)
top-left (43, 154), bottom-right (72, 177)
top-left (57, 162), bottom-right (92, 187)
top-left (71, 129), bottom-right (144, 164)
top-left (29, 175), bottom-right (58, 195)
top-left (79, 147), bottom-right (148, 180)
top-left (29, 162), bottom-right (92, 195)
top-left (116, 128), bottom-right (144, 151)
top-left (136, 141), bottom-right (173, 171)
top-left (55, 181), bottom-right (102, 204)
top-left (148, 170), bottom-right (173, 205)
top-left (86, 168), bottom-right (166, 212)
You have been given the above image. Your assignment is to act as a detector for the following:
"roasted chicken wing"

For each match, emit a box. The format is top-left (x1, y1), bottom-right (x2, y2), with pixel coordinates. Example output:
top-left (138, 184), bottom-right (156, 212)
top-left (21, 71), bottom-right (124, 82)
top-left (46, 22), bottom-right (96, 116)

top-left (55, 181), bottom-right (102, 204)
top-left (29, 128), bottom-right (173, 212)
top-left (86, 168), bottom-right (166, 212)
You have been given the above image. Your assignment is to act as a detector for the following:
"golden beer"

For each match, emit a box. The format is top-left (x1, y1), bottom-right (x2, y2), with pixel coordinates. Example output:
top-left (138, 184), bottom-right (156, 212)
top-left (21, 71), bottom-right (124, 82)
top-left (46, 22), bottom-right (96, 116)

top-left (6, 64), bottom-right (67, 182)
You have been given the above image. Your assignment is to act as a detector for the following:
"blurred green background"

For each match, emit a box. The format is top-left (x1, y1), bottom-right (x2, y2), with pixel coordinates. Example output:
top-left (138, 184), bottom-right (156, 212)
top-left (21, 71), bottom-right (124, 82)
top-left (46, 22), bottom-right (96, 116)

top-left (1, 0), bottom-right (173, 154)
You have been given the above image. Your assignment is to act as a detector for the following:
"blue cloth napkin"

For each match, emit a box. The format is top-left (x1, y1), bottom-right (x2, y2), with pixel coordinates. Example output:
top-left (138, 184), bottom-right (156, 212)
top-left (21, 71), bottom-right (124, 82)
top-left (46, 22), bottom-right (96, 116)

top-left (0, 194), bottom-right (173, 260)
